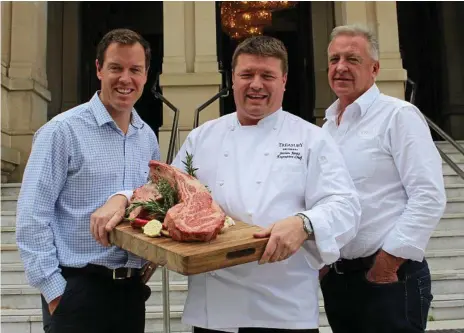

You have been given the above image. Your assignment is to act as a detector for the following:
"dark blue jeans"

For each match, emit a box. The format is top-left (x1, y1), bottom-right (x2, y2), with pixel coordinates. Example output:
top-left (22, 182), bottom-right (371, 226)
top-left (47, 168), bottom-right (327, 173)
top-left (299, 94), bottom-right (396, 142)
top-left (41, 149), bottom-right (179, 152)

top-left (321, 259), bottom-right (433, 333)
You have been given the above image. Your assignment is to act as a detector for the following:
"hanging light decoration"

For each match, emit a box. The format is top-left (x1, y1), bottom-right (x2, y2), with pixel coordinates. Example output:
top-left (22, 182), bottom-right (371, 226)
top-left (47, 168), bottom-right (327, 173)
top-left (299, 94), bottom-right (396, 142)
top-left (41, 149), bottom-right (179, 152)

top-left (221, 1), bottom-right (297, 40)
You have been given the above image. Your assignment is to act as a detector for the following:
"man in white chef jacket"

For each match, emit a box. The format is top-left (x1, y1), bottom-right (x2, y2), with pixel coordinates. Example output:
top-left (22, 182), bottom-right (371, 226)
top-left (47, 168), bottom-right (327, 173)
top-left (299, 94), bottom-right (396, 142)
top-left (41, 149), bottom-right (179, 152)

top-left (319, 25), bottom-right (447, 333)
top-left (94, 36), bottom-right (361, 332)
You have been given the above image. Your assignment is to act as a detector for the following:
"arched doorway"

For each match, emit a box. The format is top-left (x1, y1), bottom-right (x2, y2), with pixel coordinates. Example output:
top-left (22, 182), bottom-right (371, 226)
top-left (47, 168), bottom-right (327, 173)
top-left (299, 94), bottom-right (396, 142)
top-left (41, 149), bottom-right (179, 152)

top-left (215, 1), bottom-right (316, 123)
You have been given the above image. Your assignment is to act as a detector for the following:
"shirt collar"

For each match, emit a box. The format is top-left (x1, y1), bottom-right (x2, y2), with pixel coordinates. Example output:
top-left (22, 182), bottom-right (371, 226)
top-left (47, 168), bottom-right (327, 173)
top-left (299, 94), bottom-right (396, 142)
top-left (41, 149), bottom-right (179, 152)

top-left (233, 107), bottom-right (282, 130)
top-left (324, 84), bottom-right (380, 121)
top-left (89, 92), bottom-right (144, 129)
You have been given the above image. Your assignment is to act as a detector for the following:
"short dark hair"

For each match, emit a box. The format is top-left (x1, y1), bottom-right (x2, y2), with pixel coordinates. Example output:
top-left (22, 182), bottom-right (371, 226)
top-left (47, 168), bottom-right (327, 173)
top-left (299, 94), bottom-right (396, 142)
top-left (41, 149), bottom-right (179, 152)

top-left (96, 28), bottom-right (151, 69)
top-left (232, 36), bottom-right (288, 74)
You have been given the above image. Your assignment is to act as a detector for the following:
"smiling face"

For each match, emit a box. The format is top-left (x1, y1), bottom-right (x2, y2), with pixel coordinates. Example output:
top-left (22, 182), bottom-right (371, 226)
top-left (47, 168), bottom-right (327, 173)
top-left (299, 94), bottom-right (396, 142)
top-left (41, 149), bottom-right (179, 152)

top-left (328, 34), bottom-right (379, 107)
top-left (232, 54), bottom-right (287, 125)
top-left (96, 42), bottom-right (147, 117)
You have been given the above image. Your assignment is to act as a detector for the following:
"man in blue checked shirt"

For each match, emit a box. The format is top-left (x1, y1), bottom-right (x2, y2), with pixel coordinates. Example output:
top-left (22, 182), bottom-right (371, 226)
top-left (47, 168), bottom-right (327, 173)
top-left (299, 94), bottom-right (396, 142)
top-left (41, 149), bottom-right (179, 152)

top-left (16, 28), bottom-right (160, 333)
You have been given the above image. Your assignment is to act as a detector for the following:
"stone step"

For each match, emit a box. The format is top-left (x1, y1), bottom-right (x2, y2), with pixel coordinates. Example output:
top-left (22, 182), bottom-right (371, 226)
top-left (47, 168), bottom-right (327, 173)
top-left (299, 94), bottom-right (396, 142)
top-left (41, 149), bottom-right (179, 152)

top-left (436, 214), bottom-right (464, 231)
top-left (1, 211), bottom-right (17, 227)
top-left (0, 182), bottom-right (21, 197)
top-left (442, 153), bottom-right (464, 164)
top-left (428, 230), bottom-right (464, 251)
top-left (0, 281), bottom-right (190, 310)
top-left (1, 244), bottom-right (22, 265)
top-left (427, 250), bottom-right (464, 270)
top-left (445, 198), bottom-right (464, 214)
top-left (2, 261), bottom-right (462, 304)
top-left (2, 299), bottom-right (463, 333)
top-left (429, 294), bottom-right (464, 321)
top-left (2, 226), bottom-right (16, 244)
top-left (0, 262), bottom-right (188, 286)
top-left (443, 163), bottom-right (464, 175)
top-left (2, 195), bottom-right (18, 212)
top-left (446, 184), bottom-right (464, 198)
top-left (444, 174), bottom-right (464, 185)
top-left (432, 270), bottom-right (464, 295)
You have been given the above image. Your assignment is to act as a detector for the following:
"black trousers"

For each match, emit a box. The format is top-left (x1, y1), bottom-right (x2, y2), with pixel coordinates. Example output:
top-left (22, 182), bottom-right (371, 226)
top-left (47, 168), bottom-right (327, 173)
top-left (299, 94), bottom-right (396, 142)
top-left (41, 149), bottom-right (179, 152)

top-left (194, 327), bottom-right (319, 333)
top-left (321, 259), bottom-right (432, 333)
top-left (41, 266), bottom-right (151, 333)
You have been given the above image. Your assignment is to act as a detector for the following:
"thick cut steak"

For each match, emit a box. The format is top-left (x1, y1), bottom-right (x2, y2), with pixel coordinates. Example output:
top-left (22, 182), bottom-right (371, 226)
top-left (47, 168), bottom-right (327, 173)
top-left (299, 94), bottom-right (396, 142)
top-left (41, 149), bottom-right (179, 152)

top-left (148, 160), bottom-right (226, 242)
top-left (127, 182), bottom-right (162, 220)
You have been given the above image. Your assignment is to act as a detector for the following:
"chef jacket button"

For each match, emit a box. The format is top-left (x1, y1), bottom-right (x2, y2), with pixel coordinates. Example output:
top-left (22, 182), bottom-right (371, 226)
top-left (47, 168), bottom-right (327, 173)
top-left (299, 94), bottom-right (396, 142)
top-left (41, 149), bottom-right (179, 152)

top-left (219, 181), bottom-right (224, 186)
top-left (256, 180), bottom-right (262, 185)
top-left (273, 127), bottom-right (277, 130)
top-left (264, 152), bottom-right (269, 156)
top-left (224, 152), bottom-right (229, 157)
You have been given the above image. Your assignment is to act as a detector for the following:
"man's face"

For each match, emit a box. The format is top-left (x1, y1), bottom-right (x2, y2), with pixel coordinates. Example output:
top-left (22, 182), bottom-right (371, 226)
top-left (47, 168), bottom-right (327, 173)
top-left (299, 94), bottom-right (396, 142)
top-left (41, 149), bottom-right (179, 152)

top-left (96, 42), bottom-right (147, 114)
top-left (328, 35), bottom-right (379, 102)
top-left (232, 54), bottom-right (287, 125)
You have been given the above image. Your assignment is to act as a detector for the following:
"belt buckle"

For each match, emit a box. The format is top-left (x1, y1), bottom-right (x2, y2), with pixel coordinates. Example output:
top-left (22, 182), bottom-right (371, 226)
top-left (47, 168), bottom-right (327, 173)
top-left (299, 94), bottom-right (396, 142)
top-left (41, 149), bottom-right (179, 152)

top-left (332, 261), bottom-right (344, 275)
top-left (113, 268), bottom-right (132, 280)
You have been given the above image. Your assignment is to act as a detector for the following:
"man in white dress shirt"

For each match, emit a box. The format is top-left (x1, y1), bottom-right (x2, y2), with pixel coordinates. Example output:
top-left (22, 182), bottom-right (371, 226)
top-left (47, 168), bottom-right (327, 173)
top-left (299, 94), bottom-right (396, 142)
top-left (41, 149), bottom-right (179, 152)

top-left (319, 25), bottom-right (447, 333)
top-left (93, 36), bottom-right (361, 333)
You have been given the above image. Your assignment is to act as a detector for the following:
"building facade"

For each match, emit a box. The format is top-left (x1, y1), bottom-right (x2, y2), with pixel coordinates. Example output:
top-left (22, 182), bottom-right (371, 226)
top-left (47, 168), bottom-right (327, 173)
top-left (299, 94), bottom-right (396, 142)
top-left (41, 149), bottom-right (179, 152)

top-left (2, 1), bottom-right (463, 183)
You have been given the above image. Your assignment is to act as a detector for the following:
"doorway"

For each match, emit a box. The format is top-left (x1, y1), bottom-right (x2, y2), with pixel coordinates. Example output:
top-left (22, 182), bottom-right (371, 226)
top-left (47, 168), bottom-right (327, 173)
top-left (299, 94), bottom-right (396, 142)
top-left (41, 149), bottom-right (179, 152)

top-left (215, 2), bottom-right (316, 123)
top-left (80, 2), bottom-right (164, 136)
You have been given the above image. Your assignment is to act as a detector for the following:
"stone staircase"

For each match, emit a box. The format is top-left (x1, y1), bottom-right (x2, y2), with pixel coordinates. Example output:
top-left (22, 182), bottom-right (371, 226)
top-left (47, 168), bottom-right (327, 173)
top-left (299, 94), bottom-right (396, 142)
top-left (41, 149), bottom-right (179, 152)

top-left (2, 141), bottom-right (464, 332)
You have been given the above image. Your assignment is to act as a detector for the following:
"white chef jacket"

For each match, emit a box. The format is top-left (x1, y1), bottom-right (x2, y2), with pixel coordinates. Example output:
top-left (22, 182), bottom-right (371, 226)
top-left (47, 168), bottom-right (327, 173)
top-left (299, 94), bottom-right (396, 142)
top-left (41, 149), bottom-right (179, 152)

top-left (323, 84), bottom-right (447, 261)
top-left (170, 109), bottom-right (361, 331)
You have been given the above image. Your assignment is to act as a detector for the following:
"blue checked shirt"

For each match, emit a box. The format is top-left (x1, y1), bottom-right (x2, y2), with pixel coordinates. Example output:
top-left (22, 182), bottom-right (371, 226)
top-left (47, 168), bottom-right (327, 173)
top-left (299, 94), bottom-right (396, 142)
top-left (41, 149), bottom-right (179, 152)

top-left (16, 92), bottom-right (160, 303)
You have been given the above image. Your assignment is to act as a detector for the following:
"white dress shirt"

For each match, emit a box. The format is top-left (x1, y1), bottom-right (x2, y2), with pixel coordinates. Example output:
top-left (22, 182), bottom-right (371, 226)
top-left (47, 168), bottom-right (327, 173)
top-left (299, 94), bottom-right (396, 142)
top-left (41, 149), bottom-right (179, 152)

top-left (323, 84), bottom-right (447, 261)
top-left (169, 109), bottom-right (360, 331)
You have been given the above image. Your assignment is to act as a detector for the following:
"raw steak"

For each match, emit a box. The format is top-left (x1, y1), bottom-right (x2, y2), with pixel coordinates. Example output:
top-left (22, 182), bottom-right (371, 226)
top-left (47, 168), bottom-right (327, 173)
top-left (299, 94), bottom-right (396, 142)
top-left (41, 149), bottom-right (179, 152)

top-left (127, 182), bottom-right (162, 220)
top-left (147, 160), bottom-right (226, 242)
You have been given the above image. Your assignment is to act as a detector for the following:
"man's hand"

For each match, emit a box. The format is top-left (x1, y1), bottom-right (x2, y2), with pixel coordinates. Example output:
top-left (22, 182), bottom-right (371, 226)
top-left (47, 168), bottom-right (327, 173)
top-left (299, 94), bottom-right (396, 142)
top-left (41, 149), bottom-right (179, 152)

top-left (48, 296), bottom-right (62, 315)
top-left (254, 216), bottom-right (308, 265)
top-left (366, 250), bottom-right (406, 284)
top-left (90, 195), bottom-right (128, 247)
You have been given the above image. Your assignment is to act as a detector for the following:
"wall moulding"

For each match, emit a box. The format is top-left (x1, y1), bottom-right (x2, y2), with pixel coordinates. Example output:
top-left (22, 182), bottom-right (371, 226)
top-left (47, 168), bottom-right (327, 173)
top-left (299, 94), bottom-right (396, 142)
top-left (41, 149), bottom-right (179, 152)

top-left (1, 74), bottom-right (51, 102)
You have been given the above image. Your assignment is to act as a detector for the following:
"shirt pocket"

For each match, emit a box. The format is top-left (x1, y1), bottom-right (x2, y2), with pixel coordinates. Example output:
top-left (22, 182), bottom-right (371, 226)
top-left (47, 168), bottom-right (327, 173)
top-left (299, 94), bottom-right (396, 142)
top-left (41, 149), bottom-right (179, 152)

top-left (344, 131), bottom-right (379, 181)
top-left (269, 161), bottom-right (306, 196)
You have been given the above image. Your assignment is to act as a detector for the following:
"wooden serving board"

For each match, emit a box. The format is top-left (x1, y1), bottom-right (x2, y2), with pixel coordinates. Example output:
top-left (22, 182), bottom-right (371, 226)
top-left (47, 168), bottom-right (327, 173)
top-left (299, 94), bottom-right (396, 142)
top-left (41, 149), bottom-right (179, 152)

top-left (109, 221), bottom-right (269, 275)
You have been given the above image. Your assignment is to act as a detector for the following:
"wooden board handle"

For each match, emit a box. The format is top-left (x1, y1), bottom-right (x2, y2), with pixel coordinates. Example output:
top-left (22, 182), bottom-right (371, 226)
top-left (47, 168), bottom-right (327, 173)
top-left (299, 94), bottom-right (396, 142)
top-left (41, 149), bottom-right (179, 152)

top-left (226, 247), bottom-right (256, 259)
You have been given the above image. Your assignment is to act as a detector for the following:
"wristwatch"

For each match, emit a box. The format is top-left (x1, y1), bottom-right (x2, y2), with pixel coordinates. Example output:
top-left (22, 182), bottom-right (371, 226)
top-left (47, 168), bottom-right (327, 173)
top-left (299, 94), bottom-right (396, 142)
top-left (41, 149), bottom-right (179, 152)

top-left (295, 213), bottom-right (313, 238)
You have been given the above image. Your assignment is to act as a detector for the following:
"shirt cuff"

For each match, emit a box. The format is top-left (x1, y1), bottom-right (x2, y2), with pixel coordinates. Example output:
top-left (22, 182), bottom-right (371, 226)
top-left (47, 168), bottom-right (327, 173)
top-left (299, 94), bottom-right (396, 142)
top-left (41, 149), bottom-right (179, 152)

top-left (38, 272), bottom-right (67, 303)
top-left (382, 232), bottom-right (425, 262)
top-left (300, 210), bottom-right (341, 270)
top-left (107, 190), bottom-right (134, 204)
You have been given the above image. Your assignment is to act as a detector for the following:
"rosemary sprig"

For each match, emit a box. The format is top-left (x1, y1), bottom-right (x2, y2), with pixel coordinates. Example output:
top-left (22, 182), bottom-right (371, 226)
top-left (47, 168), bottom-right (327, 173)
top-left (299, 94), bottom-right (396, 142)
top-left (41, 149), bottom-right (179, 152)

top-left (182, 151), bottom-right (198, 178)
top-left (125, 177), bottom-right (179, 221)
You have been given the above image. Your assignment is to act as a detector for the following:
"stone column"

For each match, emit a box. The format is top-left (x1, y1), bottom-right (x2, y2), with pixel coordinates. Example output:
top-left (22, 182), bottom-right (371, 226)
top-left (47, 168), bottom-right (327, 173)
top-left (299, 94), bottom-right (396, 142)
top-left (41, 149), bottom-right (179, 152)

top-left (159, 1), bottom-right (221, 162)
top-left (1, 2), bottom-right (51, 182)
top-left (334, 1), bottom-right (407, 99)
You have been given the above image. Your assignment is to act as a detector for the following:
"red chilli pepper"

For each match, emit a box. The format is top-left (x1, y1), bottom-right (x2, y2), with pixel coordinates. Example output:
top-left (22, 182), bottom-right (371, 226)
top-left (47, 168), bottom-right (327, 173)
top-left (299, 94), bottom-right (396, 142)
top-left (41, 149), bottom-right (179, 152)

top-left (127, 218), bottom-right (150, 229)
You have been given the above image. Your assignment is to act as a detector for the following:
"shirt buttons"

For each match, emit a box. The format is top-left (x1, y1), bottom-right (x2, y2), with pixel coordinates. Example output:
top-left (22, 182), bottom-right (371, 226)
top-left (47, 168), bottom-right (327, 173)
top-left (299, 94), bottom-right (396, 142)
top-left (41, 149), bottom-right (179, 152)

top-left (219, 181), bottom-right (224, 186)
top-left (224, 152), bottom-right (229, 157)
top-left (264, 152), bottom-right (269, 156)
top-left (256, 180), bottom-right (262, 185)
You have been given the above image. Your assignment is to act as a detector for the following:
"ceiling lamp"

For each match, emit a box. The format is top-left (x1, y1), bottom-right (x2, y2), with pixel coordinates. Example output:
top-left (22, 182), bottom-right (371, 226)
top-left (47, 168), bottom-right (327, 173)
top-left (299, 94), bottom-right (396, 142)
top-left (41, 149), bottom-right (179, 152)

top-left (220, 1), bottom-right (297, 40)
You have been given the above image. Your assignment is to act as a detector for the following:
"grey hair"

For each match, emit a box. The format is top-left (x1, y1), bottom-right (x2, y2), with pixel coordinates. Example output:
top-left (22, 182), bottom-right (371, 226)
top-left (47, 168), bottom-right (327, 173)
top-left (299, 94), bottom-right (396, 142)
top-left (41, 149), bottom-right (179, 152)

top-left (329, 24), bottom-right (379, 61)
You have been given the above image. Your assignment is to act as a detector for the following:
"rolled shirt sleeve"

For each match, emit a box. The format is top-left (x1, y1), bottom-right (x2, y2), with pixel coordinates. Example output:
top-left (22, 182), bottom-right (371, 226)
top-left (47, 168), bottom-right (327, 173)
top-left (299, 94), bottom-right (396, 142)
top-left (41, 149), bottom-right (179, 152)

top-left (301, 131), bottom-right (361, 269)
top-left (381, 106), bottom-right (446, 261)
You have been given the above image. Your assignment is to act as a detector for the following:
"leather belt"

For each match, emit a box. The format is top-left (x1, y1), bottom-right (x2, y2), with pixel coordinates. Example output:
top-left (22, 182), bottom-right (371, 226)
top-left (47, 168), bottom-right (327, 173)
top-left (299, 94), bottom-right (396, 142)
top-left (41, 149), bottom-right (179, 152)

top-left (60, 264), bottom-right (140, 280)
top-left (330, 253), bottom-right (378, 275)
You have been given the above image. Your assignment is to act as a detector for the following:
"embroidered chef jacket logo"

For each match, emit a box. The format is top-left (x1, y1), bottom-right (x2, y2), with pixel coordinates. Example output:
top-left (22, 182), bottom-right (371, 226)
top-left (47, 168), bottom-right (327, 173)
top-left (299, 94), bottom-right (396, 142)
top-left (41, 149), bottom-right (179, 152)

top-left (277, 142), bottom-right (303, 160)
